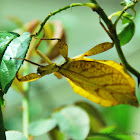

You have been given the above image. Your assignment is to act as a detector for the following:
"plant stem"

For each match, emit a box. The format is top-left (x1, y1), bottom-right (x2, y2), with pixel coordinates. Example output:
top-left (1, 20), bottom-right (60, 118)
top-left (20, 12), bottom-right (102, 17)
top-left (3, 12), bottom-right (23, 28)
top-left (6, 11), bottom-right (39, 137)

top-left (33, 3), bottom-right (97, 37)
top-left (114, 2), bottom-right (136, 27)
top-left (22, 62), bottom-right (30, 139)
top-left (90, 0), bottom-right (140, 78)
top-left (0, 104), bottom-right (6, 140)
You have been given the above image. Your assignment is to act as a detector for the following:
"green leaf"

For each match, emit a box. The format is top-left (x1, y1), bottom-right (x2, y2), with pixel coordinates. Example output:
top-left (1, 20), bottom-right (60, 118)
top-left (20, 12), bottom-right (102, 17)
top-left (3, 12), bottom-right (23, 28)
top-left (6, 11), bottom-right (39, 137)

top-left (122, 13), bottom-right (134, 24)
top-left (29, 118), bottom-right (57, 136)
top-left (117, 21), bottom-right (135, 46)
top-left (0, 32), bottom-right (31, 94)
top-left (53, 106), bottom-right (90, 140)
top-left (75, 102), bottom-right (106, 133)
top-left (0, 31), bottom-right (19, 63)
top-left (6, 131), bottom-right (27, 140)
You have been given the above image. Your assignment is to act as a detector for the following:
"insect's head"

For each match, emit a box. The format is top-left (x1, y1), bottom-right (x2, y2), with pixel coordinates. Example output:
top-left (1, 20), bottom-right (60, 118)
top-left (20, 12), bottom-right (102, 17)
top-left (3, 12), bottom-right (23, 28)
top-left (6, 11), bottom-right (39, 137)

top-left (37, 63), bottom-right (59, 76)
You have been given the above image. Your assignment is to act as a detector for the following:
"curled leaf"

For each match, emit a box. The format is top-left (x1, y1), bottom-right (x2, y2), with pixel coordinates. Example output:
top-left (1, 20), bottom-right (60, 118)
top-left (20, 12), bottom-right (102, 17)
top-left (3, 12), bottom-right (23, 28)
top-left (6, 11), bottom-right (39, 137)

top-left (59, 57), bottom-right (138, 107)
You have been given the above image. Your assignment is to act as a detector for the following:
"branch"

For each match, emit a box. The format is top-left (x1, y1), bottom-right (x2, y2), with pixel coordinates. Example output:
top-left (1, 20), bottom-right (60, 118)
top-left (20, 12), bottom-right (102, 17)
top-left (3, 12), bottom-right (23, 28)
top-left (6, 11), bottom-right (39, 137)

top-left (90, 0), bottom-right (140, 78)
top-left (0, 103), bottom-right (6, 140)
top-left (33, 3), bottom-right (97, 36)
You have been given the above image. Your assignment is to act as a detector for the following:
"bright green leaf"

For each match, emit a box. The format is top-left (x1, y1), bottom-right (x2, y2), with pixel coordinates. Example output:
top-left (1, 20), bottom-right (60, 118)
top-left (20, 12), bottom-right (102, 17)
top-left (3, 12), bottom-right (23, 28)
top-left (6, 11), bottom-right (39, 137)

top-left (122, 13), bottom-right (134, 24)
top-left (53, 106), bottom-right (90, 140)
top-left (29, 118), bottom-right (57, 136)
top-left (0, 32), bottom-right (31, 94)
top-left (117, 21), bottom-right (135, 46)
top-left (0, 31), bottom-right (19, 64)
top-left (6, 131), bottom-right (27, 140)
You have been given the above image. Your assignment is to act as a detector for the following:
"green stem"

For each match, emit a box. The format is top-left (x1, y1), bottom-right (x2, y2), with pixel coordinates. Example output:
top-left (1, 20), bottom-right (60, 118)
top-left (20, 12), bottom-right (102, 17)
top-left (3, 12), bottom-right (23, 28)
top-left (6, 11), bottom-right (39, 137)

top-left (90, 0), bottom-right (140, 78)
top-left (33, 3), bottom-right (97, 36)
top-left (22, 63), bottom-right (30, 138)
top-left (114, 2), bottom-right (136, 27)
top-left (0, 104), bottom-right (6, 140)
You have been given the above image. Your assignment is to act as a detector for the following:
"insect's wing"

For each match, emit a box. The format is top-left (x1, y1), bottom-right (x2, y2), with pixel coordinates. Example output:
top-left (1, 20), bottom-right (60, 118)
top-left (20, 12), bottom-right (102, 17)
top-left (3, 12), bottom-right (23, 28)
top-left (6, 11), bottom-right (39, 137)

top-left (59, 57), bottom-right (138, 107)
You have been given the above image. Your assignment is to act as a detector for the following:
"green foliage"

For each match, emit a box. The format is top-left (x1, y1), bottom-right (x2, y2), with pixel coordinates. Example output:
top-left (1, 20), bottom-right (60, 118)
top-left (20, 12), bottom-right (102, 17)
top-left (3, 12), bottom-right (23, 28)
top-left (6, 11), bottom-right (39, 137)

top-left (0, 32), bottom-right (31, 94)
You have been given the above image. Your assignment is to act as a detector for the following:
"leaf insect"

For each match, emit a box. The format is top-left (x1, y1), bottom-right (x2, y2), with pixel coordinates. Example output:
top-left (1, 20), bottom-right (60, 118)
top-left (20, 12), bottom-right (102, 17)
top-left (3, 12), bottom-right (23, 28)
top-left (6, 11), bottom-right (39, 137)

top-left (15, 20), bottom-right (138, 107)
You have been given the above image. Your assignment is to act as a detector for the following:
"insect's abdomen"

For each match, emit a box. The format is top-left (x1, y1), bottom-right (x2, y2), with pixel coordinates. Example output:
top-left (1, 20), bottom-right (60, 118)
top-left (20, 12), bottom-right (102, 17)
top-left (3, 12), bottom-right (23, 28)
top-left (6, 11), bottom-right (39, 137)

top-left (58, 58), bottom-right (137, 107)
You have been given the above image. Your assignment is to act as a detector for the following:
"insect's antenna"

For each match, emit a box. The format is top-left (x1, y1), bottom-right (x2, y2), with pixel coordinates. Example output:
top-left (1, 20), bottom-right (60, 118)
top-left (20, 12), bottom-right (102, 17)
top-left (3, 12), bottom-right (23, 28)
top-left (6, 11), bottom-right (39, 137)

top-left (35, 37), bottom-right (61, 41)
top-left (14, 58), bottom-right (43, 67)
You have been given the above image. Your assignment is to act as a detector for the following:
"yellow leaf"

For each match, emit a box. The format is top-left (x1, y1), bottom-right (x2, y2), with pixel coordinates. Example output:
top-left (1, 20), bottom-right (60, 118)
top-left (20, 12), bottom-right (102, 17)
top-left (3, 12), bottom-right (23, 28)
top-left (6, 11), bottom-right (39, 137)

top-left (58, 57), bottom-right (138, 107)
top-left (83, 42), bottom-right (113, 56)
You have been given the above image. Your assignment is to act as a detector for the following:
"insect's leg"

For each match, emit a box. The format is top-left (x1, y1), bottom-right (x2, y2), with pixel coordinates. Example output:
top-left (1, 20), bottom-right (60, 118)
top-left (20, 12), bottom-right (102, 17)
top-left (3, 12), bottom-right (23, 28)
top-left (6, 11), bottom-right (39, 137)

top-left (14, 58), bottom-right (43, 67)
top-left (35, 39), bottom-right (52, 64)
top-left (16, 73), bottom-right (42, 82)
top-left (38, 38), bottom-right (70, 61)
top-left (14, 58), bottom-right (43, 82)
top-left (78, 17), bottom-right (114, 58)
top-left (35, 38), bottom-right (63, 79)
top-left (99, 16), bottom-right (114, 42)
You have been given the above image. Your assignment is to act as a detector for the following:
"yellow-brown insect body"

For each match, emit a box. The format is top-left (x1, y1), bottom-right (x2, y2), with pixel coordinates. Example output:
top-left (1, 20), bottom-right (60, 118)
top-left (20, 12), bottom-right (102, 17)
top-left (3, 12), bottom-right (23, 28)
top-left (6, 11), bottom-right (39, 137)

top-left (17, 40), bottom-right (138, 107)
top-left (58, 57), bottom-right (138, 107)
top-left (37, 63), bottom-right (59, 76)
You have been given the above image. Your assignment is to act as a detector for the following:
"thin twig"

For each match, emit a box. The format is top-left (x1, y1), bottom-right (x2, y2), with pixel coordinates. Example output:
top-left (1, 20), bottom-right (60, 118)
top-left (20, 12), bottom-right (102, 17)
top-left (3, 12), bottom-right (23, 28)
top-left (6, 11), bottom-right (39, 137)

top-left (90, 0), bottom-right (140, 78)
top-left (32, 3), bottom-right (97, 37)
